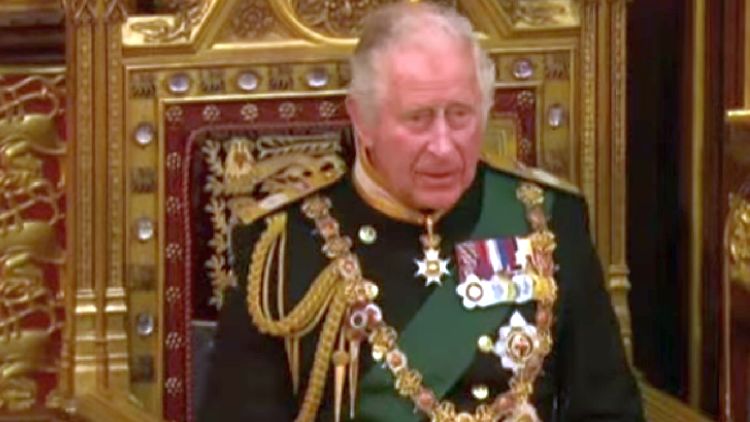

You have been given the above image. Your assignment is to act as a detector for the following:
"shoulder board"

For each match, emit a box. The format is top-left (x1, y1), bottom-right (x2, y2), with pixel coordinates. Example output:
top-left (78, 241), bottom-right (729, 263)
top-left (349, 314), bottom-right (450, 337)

top-left (227, 152), bottom-right (347, 225)
top-left (481, 156), bottom-right (581, 196)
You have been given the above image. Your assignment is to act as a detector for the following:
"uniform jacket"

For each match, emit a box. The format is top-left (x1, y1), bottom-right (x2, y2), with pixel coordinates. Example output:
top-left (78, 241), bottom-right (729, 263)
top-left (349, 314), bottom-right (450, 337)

top-left (198, 164), bottom-right (645, 422)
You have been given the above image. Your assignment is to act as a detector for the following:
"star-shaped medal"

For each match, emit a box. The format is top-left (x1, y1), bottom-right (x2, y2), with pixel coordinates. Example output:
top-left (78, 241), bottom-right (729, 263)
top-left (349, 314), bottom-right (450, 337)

top-left (494, 311), bottom-right (539, 373)
top-left (415, 247), bottom-right (450, 286)
top-left (414, 216), bottom-right (450, 286)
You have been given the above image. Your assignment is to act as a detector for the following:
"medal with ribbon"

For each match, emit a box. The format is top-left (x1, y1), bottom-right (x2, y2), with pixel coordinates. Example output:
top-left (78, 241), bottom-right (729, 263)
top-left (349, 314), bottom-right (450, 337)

top-left (454, 236), bottom-right (542, 309)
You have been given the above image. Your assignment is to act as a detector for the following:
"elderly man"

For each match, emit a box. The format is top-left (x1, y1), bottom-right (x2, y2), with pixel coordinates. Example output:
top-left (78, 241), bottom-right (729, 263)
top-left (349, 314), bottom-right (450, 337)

top-left (199, 3), bottom-right (644, 422)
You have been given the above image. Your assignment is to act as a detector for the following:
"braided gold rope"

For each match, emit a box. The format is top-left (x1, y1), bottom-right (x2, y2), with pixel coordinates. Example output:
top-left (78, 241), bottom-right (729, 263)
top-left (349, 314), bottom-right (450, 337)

top-left (295, 282), bottom-right (348, 422)
top-left (247, 212), bottom-right (339, 337)
top-left (246, 211), bottom-right (350, 421)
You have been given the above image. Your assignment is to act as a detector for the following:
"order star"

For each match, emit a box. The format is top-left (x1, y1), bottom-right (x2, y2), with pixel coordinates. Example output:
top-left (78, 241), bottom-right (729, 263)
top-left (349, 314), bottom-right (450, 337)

top-left (415, 248), bottom-right (450, 286)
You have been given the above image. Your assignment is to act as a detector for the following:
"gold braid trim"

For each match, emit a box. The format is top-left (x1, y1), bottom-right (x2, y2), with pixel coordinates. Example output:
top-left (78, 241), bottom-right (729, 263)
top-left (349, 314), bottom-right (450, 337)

top-left (296, 282), bottom-right (348, 422)
top-left (246, 211), bottom-right (350, 421)
top-left (247, 212), bottom-right (339, 337)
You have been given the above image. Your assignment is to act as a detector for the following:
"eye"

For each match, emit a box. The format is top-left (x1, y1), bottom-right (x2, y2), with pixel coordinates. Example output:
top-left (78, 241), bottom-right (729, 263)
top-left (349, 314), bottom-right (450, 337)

top-left (403, 109), bottom-right (433, 130)
top-left (447, 105), bottom-right (475, 127)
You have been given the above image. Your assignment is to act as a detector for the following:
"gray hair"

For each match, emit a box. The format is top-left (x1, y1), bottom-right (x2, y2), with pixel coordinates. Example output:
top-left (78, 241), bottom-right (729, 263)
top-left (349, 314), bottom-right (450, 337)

top-left (348, 2), bottom-right (495, 124)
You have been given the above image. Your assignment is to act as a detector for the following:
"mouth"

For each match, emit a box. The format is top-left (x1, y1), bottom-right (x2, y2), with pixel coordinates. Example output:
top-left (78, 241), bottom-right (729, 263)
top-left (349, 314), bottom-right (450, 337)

top-left (416, 171), bottom-right (459, 186)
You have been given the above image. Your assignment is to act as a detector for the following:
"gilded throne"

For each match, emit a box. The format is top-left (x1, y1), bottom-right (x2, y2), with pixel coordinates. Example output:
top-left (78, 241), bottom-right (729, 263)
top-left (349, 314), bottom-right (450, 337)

top-left (49, 0), bottom-right (707, 421)
top-left (123, 4), bottom-right (596, 420)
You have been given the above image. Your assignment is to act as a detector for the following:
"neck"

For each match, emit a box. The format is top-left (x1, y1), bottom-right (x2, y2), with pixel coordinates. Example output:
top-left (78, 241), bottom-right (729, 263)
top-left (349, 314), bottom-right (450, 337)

top-left (352, 148), bottom-right (442, 226)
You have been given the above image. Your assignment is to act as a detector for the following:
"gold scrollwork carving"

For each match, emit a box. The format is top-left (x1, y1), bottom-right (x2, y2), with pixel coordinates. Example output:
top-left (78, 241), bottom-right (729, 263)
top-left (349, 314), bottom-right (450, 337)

top-left (230, 0), bottom-right (275, 39)
top-left (0, 74), bottom-right (66, 411)
top-left (203, 140), bottom-right (233, 308)
top-left (131, 167), bottom-right (157, 193)
top-left (293, 0), bottom-right (457, 38)
top-left (544, 53), bottom-right (570, 80)
top-left (130, 73), bottom-right (156, 99)
top-left (0, 75), bottom-right (64, 122)
top-left (0, 116), bottom-right (64, 232)
top-left (294, 0), bottom-right (397, 38)
top-left (269, 64), bottom-right (294, 91)
top-left (499, 0), bottom-right (579, 27)
top-left (729, 194), bottom-right (750, 288)
top-left (200, 69), bottom-right (225, 94)
top-left (253, 132), bottom-right (343, 162)
top-left (128, 0), bottom-right (210, 43)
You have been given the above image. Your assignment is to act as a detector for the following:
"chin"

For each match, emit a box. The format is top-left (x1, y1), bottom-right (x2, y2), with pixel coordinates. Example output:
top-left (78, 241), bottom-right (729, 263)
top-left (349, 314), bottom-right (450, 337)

top-left (411, 189), bottom-right (462, 212)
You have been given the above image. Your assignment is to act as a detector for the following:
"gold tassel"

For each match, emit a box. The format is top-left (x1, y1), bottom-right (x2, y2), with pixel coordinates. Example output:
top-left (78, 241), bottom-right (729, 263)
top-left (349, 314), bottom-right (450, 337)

top-left (333, 333), bottom-right (349, 422)
top-left (284, 338), bottom-right (300, 395)
top-left (348, 336), bottom-right (360, 419)
top-left (294, 285), bottom-right (348, 422)
top-left (275, 227), bottom-right (302, 396)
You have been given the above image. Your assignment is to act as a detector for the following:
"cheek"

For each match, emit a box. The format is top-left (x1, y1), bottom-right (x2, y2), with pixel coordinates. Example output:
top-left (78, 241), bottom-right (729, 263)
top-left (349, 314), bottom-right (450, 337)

top-left (377, 127), bottom-right (425, 165)
top-left (455, 126), bottom-right (483, 162)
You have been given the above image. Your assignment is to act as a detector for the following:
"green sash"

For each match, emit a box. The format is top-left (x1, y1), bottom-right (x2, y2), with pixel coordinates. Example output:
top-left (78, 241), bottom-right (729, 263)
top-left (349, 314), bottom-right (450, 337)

top-left (356, 171), bottom-right (555, 421)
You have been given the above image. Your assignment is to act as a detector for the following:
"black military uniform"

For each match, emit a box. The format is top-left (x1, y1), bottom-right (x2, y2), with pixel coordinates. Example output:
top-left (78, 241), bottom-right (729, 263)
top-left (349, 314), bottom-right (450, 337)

top-left (198, 162), bottom-right (645, 422)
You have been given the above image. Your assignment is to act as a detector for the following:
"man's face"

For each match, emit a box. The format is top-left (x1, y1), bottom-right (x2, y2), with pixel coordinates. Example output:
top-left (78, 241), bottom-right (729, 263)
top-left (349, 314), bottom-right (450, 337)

top-left (351, 35), bottom-right (485, 211)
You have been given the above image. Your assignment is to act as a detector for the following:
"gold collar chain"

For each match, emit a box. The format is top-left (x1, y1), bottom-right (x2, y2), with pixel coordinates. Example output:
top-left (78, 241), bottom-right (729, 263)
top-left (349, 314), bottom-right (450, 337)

top-left (300, 181), bottom-right (558, 422)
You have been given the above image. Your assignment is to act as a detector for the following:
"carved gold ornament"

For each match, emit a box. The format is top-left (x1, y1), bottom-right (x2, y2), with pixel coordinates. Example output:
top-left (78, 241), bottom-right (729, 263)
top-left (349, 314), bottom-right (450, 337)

top-left (127, 0), bottom-right (210, 44)
top-left (499, 0), bottom-right (579, 27)
top-left (229, 0), bottom-right (275, 39)
top-left (294, 0), bottom-right (396, 38)
top-left (729, 194), bottom-right (750, 288)
top-left (0, 74), bottom-right (66, 411)
top-left (203, 140), bottom-right (234, 308)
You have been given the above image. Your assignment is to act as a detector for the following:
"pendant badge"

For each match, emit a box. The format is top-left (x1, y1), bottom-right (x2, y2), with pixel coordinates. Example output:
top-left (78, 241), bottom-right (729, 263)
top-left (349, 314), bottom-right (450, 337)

top-left (494, 311), bottom-right (540, 373)
top-left (414, 216), bottom-right (450, 286)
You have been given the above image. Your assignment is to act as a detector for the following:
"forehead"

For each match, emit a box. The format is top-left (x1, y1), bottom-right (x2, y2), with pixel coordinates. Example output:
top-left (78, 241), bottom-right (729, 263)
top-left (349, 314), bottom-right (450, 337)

top-left (380, 35), bottom-right (479, 106)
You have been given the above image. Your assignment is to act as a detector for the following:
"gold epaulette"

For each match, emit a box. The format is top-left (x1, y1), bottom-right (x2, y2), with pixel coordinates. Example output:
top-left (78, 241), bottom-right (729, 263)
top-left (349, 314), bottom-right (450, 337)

top-left (229, 153), bottom-right (347, 225)
top-left (223, 136), bottom-right (348, 225)
top-left (481, 155), bottom-right (581, 196)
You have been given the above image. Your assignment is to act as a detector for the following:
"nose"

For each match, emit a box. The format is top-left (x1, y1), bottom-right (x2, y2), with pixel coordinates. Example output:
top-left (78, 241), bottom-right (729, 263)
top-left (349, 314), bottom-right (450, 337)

top-left (426, 112), bottom-right (454, 157)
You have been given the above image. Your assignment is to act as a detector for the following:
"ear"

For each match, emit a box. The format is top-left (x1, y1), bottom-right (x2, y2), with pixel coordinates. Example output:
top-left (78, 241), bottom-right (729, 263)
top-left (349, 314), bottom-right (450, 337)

top-left (345, 96), bottom-right (374, 150)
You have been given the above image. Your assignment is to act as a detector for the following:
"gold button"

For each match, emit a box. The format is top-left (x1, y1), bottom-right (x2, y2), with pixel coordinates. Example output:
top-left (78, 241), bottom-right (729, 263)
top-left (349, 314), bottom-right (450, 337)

top-left (358, 225), bottom-right (377, 244)
top-left (471, 384), bottom-right (490, 401)
top-left (455, 413), bottom-right (475, 422)
top-left (364, 281), bottom-right (379, 300)
top-left (477, 335), bottom-right (494, 353)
